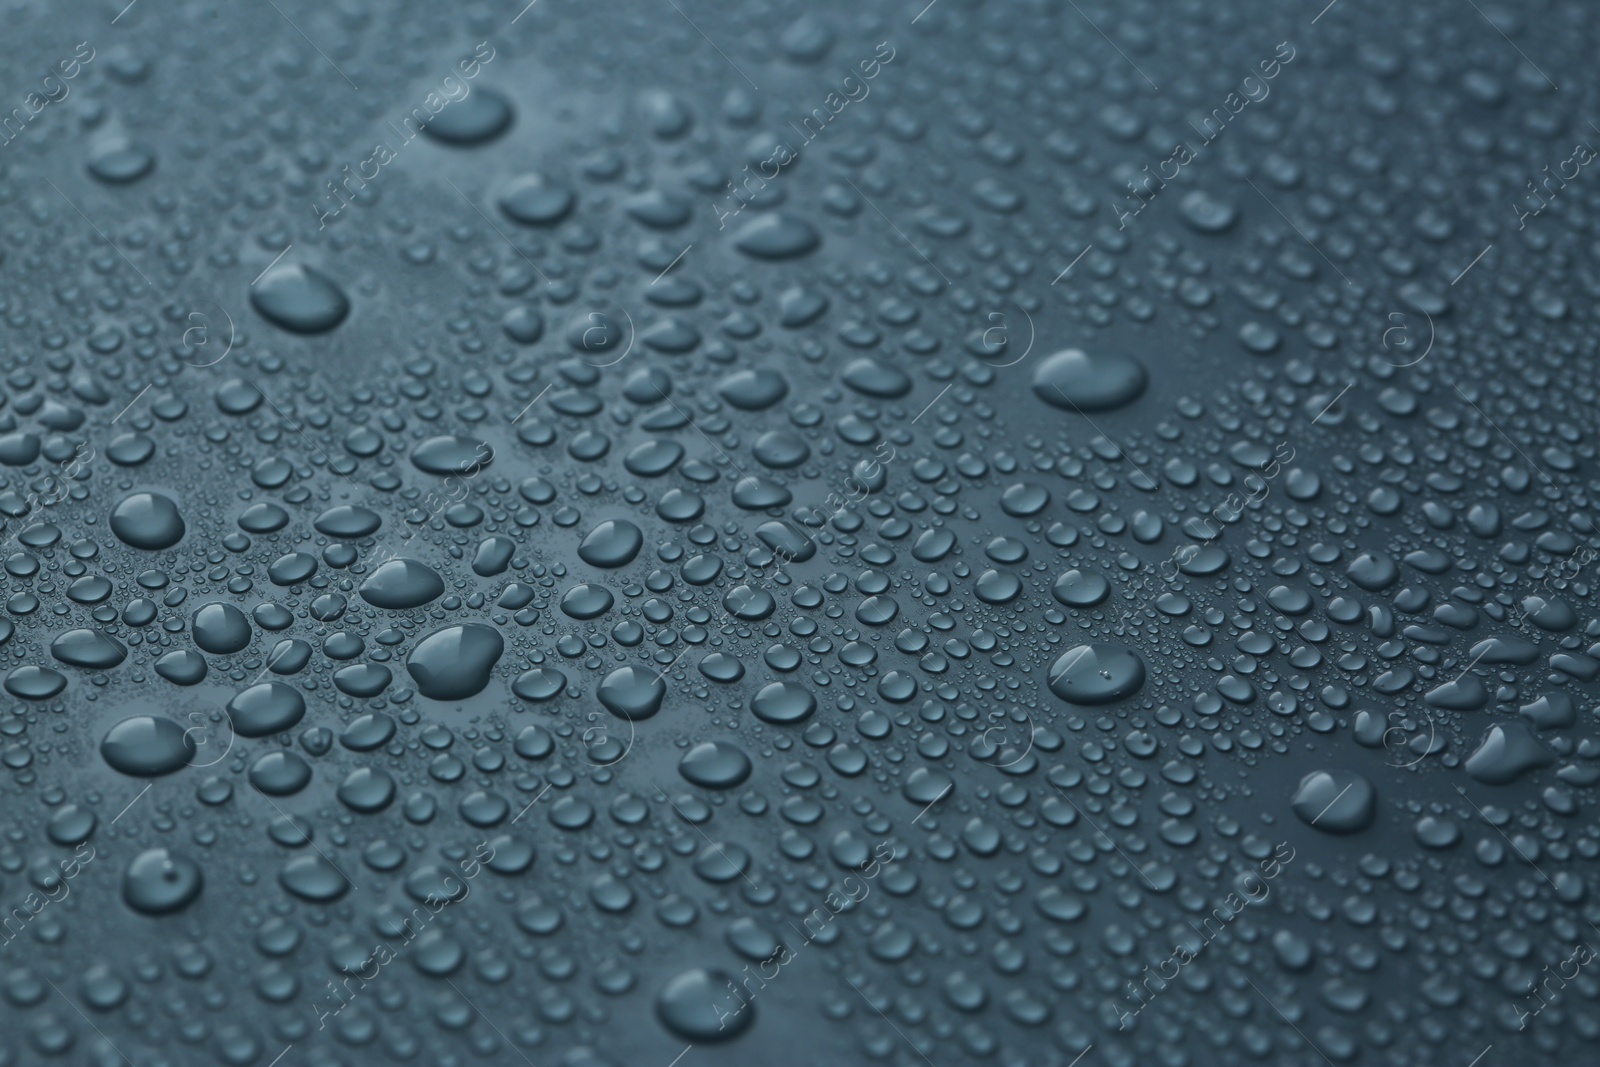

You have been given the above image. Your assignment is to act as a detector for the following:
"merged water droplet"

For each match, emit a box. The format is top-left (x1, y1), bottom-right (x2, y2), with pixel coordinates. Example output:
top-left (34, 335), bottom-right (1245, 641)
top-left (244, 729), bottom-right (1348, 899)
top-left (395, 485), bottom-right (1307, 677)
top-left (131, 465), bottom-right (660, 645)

top-left (406, 624), bottom-right (504, 700)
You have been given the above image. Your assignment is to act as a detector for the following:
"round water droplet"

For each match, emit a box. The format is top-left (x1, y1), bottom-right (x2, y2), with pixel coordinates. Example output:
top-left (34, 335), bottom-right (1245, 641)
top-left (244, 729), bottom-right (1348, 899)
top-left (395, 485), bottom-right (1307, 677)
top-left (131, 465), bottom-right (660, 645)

top-left (226, 682), bottom-right (307, 737)
top-left (410, 435), bottom-right (493, 476)
top-left (717, 369), bottom-right (789, 410)
top-left (88, 140), bottom-right (155, 184)
top-left (1047, 643), bottom-right (1145, 705)
top-left (51, 628), bottom-right (127, 669)
top-left (1051, 569), bottom-right (1109, 608)
top-left (420, 87), bottom-right (513, 145)
top-left (1178, 189), bottom-right (1238, 233)
top-left (191, 602), bottom-right (252, 654)
top-left (597, 666), bottom-right (666, 720)
top-left (250, 264), bottom-right (350, 334)
top-left (513, 666), bottom-right (567, 702)
top-left (249, 751), bottom-right (312, 796)
top-left (406, 624), bottom-right (504, 700)
top-left (577, 520), bottom-right (643, 568)
top-left (110, 492), bottom-right (186, 550)
top-left (337, 768), bottom-right (395, 813)
top-left (751, 681), bottom-right (817, 724)
top-left (5, 665), bottom-right (66, 699)
top-left (560, 582), bottom-right (615, 619)
top-left (123, 848), bottom-right (203, 914)
top-left (1291, 770), bottom-right (1377, 833)
top-left (312, 505), bottom-right (381, 539)
top-left (678, 740), bottom-right (752, 789)
top-left (359, 558), bottom-right (445, 609)
top-left (499, 171), bottom-right (575, 225)
top-left (278, 854), bottom-right (351, 902)
top-left (656, 967), bottom-right (754, 1041)
top-left (1032, 349), bottom-right (1148, 413)
top-left (101, 716), bottom-right (196, 776)
top-left (732, 213), bottom-right (820, 259)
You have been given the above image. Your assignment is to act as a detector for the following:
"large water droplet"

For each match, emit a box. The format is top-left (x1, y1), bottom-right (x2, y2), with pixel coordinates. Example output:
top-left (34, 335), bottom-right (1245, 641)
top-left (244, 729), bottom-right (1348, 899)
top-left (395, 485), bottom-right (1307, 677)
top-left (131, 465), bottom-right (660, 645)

top-left (410, 435), bottom-right (493, 476)
top-left (1291, 770), bottom-right (1377, 833)
top-left (406, 624), bottom-right (504, 700)
top-left (359, 558), bottom-right (445, 609)
top-left (499, 171), bottom-right (575, 225)
top-left (123, 848), bottom-right (203, 914)
top-left (110, 492), bottom-right (185, 550)
top-left (577, 520), bottom-right (644, 568)
top-left (678, 740), bottom-right (753, 789)
top-left (1031, 349), bottom-right (1148, 412)
top-left (732, 213), bottom-right (820, 259)
top-left (597, 666), bottom-right (666, 720)
top-left (226, 682), bottom-right (307, 737)
top-left (51, 628), bottom-right (127, 669)
top-left (1046, 643), bottom-right (1145, 704)
top-left (250, 264), bottom-right (350, 334)
top-left (656, 967), bottom-right (754, 1041)
top-left (420, 87), bottom-right (513, 145)
top-left (101, 716), bottom-right (196, 776)
top-left (751, 681), bottom-right (817, 724)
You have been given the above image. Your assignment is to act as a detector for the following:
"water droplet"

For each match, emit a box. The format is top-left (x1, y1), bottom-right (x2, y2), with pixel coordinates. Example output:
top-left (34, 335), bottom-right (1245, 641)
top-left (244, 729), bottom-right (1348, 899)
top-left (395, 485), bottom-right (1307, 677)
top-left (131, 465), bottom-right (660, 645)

top-left (1047, 643), bottom-right (1145, 704)
top-left (406, 624), bottom-right (504, 700)
top-left (110, 492), bottom-right (186, 550)
top-left (250, 264), bottom-right (350, 334)
top-left (123, 848), bottom-right (203, 914)
top-left (101, 716), bottom-right (196, 776)
top-left (1031, 349), bottom-right (1148, 412)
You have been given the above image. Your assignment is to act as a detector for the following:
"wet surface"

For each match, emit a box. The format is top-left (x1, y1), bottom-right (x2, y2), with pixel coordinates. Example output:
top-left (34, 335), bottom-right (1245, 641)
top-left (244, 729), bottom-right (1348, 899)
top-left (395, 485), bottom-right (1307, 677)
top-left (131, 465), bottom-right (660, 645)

top-left (0, 2), bottom-right (1597, 1065)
